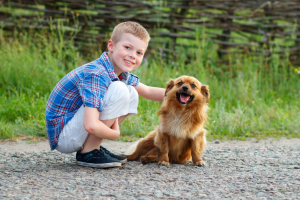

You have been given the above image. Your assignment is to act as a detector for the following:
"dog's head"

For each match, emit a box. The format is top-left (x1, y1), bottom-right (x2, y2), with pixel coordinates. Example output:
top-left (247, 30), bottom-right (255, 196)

top-left (164, 76), bottom-right (209, 106)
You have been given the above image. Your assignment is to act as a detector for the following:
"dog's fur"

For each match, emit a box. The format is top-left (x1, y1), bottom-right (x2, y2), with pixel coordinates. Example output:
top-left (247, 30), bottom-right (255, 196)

top-left (125, 76), bottom-right (210, 166)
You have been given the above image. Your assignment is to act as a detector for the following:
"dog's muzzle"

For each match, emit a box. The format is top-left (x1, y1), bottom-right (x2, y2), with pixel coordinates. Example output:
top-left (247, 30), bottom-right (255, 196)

top-left (176, 90), bottom-right (194, 105)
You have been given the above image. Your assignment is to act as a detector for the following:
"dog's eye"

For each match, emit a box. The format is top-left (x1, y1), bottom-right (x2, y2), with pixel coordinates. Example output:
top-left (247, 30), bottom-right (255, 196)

top-left (177, 82), bottom-right (183, 86)
top-left (191, 84), bottom-right (197, 88)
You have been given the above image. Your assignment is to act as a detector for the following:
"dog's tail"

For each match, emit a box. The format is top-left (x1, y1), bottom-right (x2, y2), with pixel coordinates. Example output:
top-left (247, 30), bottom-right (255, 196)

top-left (124, 139), bottom-right (141, 156)
top-left (125, 130), bottom-right (156, 161)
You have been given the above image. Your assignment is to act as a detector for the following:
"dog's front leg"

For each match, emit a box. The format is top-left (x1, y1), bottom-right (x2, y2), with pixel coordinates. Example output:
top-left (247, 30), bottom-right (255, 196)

top-left (155, 132), bottom-right (170, 167)
top-left (191, 133), bottom-right (206, 166)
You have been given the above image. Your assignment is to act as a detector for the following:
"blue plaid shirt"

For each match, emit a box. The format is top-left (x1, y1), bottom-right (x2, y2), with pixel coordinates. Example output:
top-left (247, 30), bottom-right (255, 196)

top-left (45, 52), bottom-right (139, 150)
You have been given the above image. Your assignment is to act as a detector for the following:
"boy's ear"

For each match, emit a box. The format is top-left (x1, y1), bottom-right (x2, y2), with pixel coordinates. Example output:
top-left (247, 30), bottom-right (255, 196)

top-left (107, 39), bottom-right (113, 52)
top-left (165, 79), bottom-right (174, 96)
top-left (201, 85), bottom-right (210, 103)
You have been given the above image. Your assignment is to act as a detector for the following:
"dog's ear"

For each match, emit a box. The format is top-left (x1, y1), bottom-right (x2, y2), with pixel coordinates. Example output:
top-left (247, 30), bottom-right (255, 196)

top-left (201, 85), bottom-right (210, 103)
top-left (165, 79), bottom-right (175, 96)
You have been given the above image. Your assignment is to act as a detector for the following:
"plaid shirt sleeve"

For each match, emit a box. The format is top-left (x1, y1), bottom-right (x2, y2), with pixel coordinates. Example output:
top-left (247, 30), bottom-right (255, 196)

top-left (126, 73), bottom-right (139, 86)
top-left (77, 72), bottom-right (110, 111)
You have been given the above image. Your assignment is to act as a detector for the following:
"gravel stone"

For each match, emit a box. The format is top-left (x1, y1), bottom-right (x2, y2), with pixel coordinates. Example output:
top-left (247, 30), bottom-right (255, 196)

top-left (154, 190), bottom-right (163, 197)
top-left (213, 140), bottom-right (220, 144)
top-left (0, 138), bottom-right (300, 199)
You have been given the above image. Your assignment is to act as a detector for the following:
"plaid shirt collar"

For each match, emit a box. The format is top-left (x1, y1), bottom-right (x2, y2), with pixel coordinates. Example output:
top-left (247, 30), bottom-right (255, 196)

top-left (100, 52), bottom-right (128, 82)
top-left (99, 52), bottom-right (119, 81)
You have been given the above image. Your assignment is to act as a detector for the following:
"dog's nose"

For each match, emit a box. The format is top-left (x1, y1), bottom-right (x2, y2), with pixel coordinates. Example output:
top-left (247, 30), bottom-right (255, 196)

top-left (182, 86), bottom-right (189, 91)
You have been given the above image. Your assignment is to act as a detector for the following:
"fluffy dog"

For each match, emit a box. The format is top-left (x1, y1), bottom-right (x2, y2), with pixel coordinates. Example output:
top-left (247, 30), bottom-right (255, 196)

top-left (125, 76), bottom-right (209, 166)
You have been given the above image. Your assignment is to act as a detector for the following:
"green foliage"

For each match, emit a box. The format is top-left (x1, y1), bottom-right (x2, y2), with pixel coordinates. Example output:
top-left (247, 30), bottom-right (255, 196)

top-left (0, 27), bottom-right (299, 142)
top-left (0, 28), bottom-right (82, 140)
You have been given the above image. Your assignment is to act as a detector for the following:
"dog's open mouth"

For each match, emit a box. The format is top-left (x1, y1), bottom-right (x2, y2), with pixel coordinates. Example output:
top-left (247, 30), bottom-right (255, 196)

top-left (176, 91), bottom-right (194, 105)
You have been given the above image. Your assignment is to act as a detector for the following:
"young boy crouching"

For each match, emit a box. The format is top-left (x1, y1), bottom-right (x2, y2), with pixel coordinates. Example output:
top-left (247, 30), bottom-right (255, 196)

top-left (45, 21), bottom-right (165, 168)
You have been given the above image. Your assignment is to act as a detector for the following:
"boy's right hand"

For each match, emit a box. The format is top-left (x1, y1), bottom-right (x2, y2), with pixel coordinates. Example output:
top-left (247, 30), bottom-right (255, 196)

top-left (111, 118), bottom-right (120, 132)
top-left (83, 106), bottom-right (120, 140)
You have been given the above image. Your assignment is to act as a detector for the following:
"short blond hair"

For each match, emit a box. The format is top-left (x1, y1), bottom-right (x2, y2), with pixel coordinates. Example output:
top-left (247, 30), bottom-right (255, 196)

top-left (111, 21), bottom-right (150, 45)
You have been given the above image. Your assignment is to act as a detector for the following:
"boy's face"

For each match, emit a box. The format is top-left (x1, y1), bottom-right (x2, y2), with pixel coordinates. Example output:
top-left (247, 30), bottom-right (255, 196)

top-left (107, 33), bottom-right (147, 75)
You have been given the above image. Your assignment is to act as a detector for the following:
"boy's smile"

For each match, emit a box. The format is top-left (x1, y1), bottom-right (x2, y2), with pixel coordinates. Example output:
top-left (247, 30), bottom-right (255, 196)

top-left (124, 58), bottom-right (134, 66)
top-left (107, 33), bottom-right (148, 75)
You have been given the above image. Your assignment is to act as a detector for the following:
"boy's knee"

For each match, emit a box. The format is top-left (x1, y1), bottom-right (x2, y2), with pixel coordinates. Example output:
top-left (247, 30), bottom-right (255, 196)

top-left (100, 81), bottom-right (138, 121)
top-left (128, 85), bottom-right (139, 107)
top-left (107, 81), bottom-right (130, 104)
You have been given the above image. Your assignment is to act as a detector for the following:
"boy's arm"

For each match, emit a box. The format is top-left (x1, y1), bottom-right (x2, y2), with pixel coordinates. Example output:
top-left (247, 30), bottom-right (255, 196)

top-left (135, 82), bottom-right (165, 102)
top-left (83, 106), bottom-right (120, 140)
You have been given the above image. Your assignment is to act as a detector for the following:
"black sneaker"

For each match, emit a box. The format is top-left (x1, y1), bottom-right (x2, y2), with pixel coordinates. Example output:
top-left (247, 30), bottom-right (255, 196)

top-left (100, 145), bottom-right (127, 164)
top-left (76, 149), bottom-right (121, 168)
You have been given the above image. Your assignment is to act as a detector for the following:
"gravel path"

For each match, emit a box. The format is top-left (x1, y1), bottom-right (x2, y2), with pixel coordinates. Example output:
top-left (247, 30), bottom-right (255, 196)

top-left (0, 138), bottom-right (300, 199)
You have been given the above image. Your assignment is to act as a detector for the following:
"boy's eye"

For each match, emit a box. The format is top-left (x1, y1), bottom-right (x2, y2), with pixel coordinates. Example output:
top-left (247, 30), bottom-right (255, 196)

top-left (125, 46), bottom-right (130, 49)
top-left (177, 82), bottom-right (183, 86)
top-left (191, 83), bottom-right (197, 88)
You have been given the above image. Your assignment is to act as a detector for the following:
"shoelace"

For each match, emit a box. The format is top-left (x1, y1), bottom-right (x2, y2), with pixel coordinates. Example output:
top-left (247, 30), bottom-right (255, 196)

top-left (82, 150), bottom-right (105, 158)
top-left (100, 147), bottom-right (110, 155)
top-left (96, 150), bottom-right (105, 158)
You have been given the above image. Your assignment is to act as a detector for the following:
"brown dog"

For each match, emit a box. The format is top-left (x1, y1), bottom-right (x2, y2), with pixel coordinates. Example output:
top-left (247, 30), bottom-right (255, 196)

top-left (125, 76), bottom-right (209, 166)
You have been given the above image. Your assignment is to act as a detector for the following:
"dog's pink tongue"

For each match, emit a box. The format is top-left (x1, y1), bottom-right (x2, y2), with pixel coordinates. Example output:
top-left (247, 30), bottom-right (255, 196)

top-left (180, 94), bottom-right (190, 103)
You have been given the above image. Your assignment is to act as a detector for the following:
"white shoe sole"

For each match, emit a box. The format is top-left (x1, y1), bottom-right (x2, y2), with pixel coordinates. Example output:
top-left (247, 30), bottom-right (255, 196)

top-left (120, 158), bottom-right (127, 164)
top-left (76, 161), bottom-right (121, 168)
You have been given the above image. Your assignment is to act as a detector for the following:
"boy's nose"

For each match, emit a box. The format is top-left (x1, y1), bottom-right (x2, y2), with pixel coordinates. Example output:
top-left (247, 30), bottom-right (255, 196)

top-left (129, 54), bottom-right (135, 59)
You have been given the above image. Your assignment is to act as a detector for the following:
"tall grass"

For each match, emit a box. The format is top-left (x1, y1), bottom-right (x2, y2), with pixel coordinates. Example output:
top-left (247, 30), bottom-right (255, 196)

top-left (0, 28), bottom-right (299, 142)
top-left (0, 28), bottom-right (82, 140)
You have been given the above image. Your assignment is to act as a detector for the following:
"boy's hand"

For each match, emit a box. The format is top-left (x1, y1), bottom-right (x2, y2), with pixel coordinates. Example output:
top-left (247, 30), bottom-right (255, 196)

top-left (84, 106), bottom-right (120, 140)
top-left (111, 118), bottom-right (120, 132)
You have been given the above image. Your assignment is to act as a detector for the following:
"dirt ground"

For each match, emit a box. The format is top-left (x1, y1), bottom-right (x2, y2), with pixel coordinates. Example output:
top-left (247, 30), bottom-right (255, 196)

top-left (1, 137), bottom-right (300, 199)
top-left (1, 137), bottom-right (299, 153)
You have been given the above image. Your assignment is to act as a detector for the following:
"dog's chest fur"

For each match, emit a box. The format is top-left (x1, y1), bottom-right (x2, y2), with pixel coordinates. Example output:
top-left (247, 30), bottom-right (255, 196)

top-left (158, 108), bottom-right (203, 140)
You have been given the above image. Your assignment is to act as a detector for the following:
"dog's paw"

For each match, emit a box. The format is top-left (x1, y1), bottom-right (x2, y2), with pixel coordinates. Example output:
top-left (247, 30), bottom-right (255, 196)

top-left (158, 160), bottom-right (170, 167)
top-left (140, 157), bottom-right (150, 164)
top-left (194, 160), bottom-right (205, 166)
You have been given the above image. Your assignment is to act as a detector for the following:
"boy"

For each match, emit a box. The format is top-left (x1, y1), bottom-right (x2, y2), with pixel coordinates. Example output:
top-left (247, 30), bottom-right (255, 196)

top-left (45, 21), bottom-right (165, 168)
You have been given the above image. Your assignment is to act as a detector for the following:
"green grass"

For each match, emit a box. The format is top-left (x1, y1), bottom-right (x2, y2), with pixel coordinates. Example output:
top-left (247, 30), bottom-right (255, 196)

top-left (0, 28), bottom-right (299, 142)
